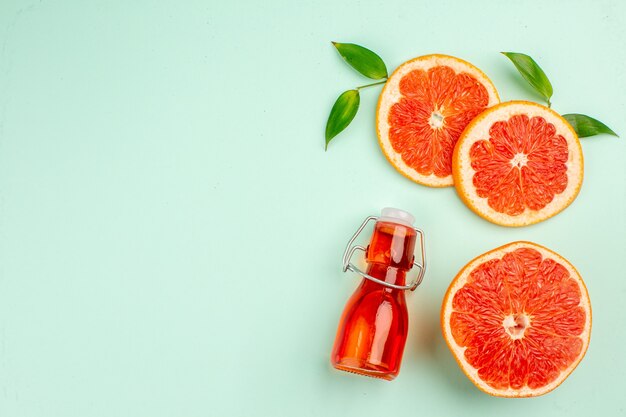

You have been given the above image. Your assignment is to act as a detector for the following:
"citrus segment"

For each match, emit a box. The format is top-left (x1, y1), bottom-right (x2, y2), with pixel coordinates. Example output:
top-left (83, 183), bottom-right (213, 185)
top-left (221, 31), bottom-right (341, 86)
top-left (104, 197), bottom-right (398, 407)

top-left (441, 241), bottom-right (591, 397)
top-left (453, 101), bottom-right (583, 226)
top-left (377, 55), bottom-right (499, 187)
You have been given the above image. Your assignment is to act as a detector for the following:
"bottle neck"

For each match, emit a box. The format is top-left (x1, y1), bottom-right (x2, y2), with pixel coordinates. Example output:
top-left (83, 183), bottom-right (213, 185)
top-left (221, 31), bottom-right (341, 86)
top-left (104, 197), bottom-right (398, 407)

top-left (360, 219), bottom-right (416, 292)
top-left (363, 263), bottom-right (407, 289)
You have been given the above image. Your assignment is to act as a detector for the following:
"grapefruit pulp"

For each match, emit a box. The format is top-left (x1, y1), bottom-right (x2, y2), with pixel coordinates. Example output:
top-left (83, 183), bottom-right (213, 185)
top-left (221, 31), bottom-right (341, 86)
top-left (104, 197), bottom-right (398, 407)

top-left (441, 241), bottom-right (591, 397)
top-left (453, 101), bottom-right (583, 226)
top-left (377, 54), bottom-right (499, 187)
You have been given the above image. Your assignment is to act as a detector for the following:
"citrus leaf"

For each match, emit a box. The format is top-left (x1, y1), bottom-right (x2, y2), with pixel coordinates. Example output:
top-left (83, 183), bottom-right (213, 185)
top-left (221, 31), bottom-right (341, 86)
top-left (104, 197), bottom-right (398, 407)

top-left (325, 90), bottom-right (360, 150)
top-left (502, 52), bottom-right (553, 106)
top-left (562, 113), bottom-right (618, 138)
top-left (332, 42), bottom-right (388, 80)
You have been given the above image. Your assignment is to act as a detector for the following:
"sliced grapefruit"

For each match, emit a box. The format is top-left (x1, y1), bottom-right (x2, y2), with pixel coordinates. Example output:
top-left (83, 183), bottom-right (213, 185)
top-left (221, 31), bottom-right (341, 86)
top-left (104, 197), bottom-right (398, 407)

top-left (441, 241), bottom-right (591, 397)
top-left (453, 101), bottom-right (583, 226)
top-left (377, 54), bottom-right (499, 187)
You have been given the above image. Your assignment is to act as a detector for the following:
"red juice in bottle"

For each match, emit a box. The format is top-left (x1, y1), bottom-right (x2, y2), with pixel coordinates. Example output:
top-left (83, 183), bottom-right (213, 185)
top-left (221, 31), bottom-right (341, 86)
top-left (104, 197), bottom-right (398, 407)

top-left (331, 208), bottom-right (421, 380)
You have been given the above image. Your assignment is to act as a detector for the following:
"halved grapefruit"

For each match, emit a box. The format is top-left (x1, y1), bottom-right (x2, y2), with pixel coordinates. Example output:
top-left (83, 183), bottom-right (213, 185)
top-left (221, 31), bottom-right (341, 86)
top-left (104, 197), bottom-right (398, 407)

top-left (377, 54), bottom-right (499, 187)
top-left (453, 101), bottom-right (583, 226)
top-left (441, 241), bottom-right (591, 397)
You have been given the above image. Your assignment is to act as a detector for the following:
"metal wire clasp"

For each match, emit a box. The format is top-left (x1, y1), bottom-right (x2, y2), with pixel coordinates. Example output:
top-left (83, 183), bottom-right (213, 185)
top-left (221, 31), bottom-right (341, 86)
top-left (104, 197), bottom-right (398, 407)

top-left (341, 216), bottom-right (426, 291)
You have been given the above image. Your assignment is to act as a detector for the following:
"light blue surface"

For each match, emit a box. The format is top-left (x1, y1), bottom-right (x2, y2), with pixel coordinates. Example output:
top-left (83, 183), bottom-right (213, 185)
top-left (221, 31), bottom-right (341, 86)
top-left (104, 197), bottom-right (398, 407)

top-left (0, 1), bottom-right (625, 416)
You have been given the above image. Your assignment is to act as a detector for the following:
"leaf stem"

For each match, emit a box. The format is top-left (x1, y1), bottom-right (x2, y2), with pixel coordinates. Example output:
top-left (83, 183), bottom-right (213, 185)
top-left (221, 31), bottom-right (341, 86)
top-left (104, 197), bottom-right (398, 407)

top-left (355, 79), bottom-right (387, 91)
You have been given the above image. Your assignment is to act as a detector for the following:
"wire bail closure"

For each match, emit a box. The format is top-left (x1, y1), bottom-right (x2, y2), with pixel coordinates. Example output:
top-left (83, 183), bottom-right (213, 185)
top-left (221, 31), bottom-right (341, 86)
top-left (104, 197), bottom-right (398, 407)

top-left (342, 216), bottom-right (426, 291)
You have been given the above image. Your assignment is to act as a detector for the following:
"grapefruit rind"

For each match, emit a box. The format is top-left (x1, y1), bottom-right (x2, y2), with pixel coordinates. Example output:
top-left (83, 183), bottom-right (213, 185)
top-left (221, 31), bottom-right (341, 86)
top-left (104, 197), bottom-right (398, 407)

top-left (377, 54), bottom-right (500, 188)
top-left (452, 101), bottom-right (584, 226)
top-left (441, 241), bottom-right (592, 398)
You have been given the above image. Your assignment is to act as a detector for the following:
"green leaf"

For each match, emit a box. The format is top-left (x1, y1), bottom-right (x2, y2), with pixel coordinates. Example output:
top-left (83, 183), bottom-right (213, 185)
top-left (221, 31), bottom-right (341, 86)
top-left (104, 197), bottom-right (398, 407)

top-left (501, 52), bottom-right (553, 106)
top-left (325, 90), bottom-right (360, 150)
top-left (562, 113), bottom-right (618, 138)
top-left (332, 42), bottom-right (388, 80)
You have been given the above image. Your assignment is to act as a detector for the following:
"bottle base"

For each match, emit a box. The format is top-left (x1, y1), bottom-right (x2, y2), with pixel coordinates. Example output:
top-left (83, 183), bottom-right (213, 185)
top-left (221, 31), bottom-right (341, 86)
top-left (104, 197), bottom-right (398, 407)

top-left (332, 359), bottom-right (397, 381)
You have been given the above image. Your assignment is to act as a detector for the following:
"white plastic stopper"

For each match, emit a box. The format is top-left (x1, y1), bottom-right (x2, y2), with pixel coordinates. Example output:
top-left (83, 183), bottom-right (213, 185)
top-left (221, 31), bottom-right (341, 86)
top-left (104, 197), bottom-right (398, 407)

top-left (378, 207), bottom-right (415, 227)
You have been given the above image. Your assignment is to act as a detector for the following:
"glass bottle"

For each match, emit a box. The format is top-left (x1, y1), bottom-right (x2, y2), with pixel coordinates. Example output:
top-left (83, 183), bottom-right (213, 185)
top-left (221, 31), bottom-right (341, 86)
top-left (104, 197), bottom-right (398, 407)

top-left (331, 208), bottom-right (426, 380)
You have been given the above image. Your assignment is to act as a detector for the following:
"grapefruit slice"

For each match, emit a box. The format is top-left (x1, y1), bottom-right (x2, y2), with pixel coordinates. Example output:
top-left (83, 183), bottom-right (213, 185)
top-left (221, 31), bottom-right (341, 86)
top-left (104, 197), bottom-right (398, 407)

top-left (377, 54), bottom-right (499, 187)
top-left (441, 241), bottom-right (591, 397)
top-left (453, 101), bottom-right (583, 226)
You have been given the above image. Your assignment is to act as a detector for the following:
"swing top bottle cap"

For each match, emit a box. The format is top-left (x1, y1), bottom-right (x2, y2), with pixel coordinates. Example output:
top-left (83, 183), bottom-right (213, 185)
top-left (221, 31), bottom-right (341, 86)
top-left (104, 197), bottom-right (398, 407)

top-left (379, 207), bottom-right (414, 227)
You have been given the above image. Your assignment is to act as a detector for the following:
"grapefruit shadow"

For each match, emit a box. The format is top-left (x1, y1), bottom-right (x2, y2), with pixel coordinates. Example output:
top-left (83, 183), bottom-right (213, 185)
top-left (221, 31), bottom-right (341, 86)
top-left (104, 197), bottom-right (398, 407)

top-left (407, 283), bottom-right (482, 399)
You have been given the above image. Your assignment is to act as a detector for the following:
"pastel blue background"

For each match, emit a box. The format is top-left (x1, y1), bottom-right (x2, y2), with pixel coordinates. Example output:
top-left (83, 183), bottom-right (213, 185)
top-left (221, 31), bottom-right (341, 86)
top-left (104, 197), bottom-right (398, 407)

top-left (1, 1), bottom-right (624, 416)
